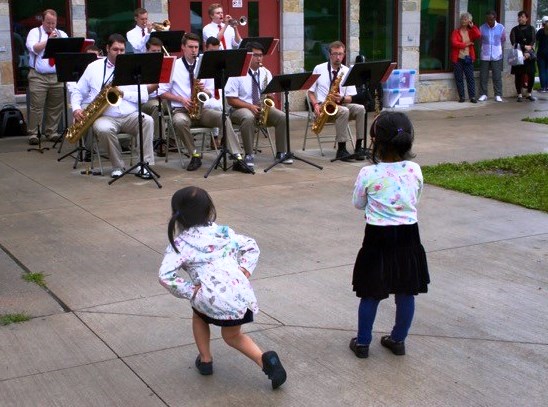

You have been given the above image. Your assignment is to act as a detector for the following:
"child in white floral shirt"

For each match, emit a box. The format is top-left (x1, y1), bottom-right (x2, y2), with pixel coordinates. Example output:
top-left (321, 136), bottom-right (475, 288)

top-left (159, 186), bottom-right (286, 389)
top-left (349, 112), bottom-right (430, 359)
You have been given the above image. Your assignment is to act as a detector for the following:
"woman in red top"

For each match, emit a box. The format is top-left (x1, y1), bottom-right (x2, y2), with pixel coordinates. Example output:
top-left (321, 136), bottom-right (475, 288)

top-left (450, 12), bottom-right (481, 103)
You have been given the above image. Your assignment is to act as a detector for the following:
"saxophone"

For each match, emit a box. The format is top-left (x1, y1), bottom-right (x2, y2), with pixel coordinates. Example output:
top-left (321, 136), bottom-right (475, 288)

top-left (311, 73), bottom-right (343, 135)
top-left (188, 78), bottom-right (210, 121)
top-left (65, 85), bottom-right (123, 143)
top-left (257, 69), bottom-right (274, 127)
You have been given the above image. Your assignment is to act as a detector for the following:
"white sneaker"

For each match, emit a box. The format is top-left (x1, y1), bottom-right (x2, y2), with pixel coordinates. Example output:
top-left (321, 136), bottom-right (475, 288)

top-left (478, 95), bottom-right (487, 102)
top-left (111, 168), bottom-right (123, 178)
top-left (244, 154), bottom-right (255, 167)
top-left (495, 96), bottom-right (503, 102)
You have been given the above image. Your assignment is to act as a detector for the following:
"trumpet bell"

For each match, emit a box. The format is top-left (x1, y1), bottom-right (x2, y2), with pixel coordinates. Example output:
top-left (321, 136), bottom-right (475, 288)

top-left (229, 16), bottom-right (247, 26)
top-left (152, 19), bottom-right (170, 31)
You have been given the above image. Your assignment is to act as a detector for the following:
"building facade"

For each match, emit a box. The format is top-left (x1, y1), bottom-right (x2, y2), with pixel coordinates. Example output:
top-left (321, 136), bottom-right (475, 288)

top-left (0, 0), bottom-right (539, 108)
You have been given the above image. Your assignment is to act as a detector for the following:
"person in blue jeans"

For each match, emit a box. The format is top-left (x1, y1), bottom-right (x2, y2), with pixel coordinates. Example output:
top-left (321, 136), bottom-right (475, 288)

top-left (536, 16), bottom-right (548, 92)
top-left (349, 111), bottom-right (430, 358)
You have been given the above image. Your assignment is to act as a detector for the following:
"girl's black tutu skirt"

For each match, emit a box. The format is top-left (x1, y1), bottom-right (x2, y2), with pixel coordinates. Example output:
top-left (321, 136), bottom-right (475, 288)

top-left (192, 308), bottom-right (254, 327)
top-left (352, 223), bottom-right (430, 300)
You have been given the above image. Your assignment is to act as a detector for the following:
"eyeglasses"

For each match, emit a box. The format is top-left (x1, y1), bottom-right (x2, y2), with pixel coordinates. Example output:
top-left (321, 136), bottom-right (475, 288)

top-left (252, 53), bottom-right (264, 58)
top-left (330, 52), bottom-right (345, 57)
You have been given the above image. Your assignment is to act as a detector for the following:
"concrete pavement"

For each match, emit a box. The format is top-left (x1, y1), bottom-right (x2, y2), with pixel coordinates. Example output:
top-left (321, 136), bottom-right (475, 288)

top-left (0, 97), bottom-right (547, 406)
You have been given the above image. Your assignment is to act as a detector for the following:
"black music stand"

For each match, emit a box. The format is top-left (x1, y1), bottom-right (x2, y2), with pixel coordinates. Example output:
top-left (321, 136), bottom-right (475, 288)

top-left (239, 37), bottom-right (278, 55)
top-left (150, 30), bottom-right (184, 53)
top-left (27, 125), bottom-right (49, 153)
top-left (197, 49), bottom-right (254, 178)
top-left (55, 52), bottom-right (98, 164)
top-left (332, 60), bottom-right (395, 162)
top-left (42, 38), bottom-right (84, 150)
top-left (108, 52), bottom-right (163, 188)
top-left (263, 72), bottom-right (323, 172)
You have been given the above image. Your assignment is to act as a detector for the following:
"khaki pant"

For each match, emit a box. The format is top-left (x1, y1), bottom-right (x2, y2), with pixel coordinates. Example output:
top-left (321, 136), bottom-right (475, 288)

top-left (92, 112), bottom-right (155, 170)
top-left (141, 98), bottom-right (160, 138)
top-left (27, 69), bottom-right (64, 137)
top-left (331, 103), bottom-right (365, 142)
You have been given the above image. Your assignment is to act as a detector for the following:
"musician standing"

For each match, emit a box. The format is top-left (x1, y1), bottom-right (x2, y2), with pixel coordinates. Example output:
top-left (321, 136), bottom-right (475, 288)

top-left (226, 42), bottom-right (291, 167)
top-left (25, 9), bottom-right (68, 145)
top-left (157, 33), bottom-right (244, 172)
top-left (70, 34), bottom-right (154, 179)
top-left (126, 8), bottom-right (153, 53)
top-left (202, 3), bottom-right (241, 50)
top-left (308, 41), bottom-right (367, 161)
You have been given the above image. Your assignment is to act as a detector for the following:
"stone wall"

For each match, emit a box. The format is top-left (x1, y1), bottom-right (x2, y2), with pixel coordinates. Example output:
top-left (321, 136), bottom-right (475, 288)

top-left (0, 0), bottom-right (14, 104)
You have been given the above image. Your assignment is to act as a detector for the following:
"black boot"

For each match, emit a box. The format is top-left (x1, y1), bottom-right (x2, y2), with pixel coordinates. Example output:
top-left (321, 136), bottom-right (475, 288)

top-left (262, 351), bottom-right (287, 389)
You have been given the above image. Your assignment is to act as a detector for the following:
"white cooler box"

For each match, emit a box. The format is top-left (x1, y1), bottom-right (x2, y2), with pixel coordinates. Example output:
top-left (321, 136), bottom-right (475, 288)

top-left (383, 88), bottom-right (416, 108)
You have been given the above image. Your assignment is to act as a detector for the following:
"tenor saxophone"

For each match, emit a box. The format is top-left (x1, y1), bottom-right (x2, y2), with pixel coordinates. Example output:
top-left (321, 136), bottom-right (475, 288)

top-left (311, 73), bottom-right (343, 135)
top-left (188, 78), bottom-right (209, 120)
top-left (65, 85), bottom-right (123, 143)
top-left (257, 71), bottom-right (274, 127)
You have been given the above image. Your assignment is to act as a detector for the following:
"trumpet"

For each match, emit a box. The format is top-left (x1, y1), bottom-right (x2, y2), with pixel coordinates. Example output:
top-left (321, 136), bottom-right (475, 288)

top-left (228, 16), bottom-right (247, 27)
top-left (152, 19), bottom-right (170, 31)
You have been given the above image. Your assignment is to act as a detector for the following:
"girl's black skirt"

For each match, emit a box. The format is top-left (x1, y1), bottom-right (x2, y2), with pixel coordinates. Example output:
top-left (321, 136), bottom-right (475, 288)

top-left (352, 223), bottom-right (430, 300)
top-left (193, 308), bottom-right (254, 327)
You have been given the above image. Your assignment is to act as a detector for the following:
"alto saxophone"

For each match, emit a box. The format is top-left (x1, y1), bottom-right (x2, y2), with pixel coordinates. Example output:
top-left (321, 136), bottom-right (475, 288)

top-left (188, 78), bottom-right (209, 120)
top-left (65, 85), bottom-right (123, 143)
top-left (257, 71), bottom-right (274, 127)
top-left (312, 73), bottom-right (343, 135)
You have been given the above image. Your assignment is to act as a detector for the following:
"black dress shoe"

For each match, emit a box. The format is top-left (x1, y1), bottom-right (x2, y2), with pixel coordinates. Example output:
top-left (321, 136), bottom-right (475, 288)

top-left (232, 159), bottom-right (253, 173)
top-left (349, 337), bottom-right (369, 358)
top-left (186, 156), bottom-right (202, 171)
top-left (262, 351), bottom-right (287, 389)
top-left (336, 148), bottom-right (353, 162)
top-left (195, 355), bottom-right (213, 375)
top-left (470, 98), bottom-right (477, 103)
top-left (458, 97), bottom-right (465, 103)
top-left (380, 335), bottom-right (406, 355)
top-left (354, 147), bottom-right (367, 161)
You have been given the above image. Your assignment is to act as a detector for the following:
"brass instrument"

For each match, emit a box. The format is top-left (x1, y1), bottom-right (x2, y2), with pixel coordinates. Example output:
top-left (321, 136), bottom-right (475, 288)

top-left (152, 19), bottom-right (171, 31)
top-left (311, 73), bottom-right (343, 135)
top-left (188, 78), bottom-right (210, 120)
top-left (257, 71), bottom-right (273, 127)
top-left (66, 85), bottom-right (123, 143)
top-left (228, 16), bottom-right (247, 27)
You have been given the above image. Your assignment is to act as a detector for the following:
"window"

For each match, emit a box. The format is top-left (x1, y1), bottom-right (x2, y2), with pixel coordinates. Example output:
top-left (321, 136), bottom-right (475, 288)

top-left (359, 1), bottom-right (397, 62)
top-left (304, 0), bottom-right (343, 71)
top-left (420, 0), bottom-right (452, 71)
top-left (86, 0), bottom-right (138, 52)
top-left (10, 0), bottom-right (71, 93)
top-left (467, 0), bottom-right (499, 68)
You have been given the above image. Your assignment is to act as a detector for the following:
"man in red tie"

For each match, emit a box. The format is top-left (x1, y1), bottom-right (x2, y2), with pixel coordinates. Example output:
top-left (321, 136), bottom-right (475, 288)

top-left (308, 41), bottom-right (367, 162)
top-left (25, 9), bottom-right (68, 145)
top-left (202, 3), bottom-right (242, 50)
top-left (126, 7), bottom-right (153, 53)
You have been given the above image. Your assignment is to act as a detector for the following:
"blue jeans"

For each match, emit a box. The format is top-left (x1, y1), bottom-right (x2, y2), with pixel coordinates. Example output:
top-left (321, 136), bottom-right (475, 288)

top-left (538, 58), bottom-right (548, 89)
top-left (357, 294), bottom-right (415, 345)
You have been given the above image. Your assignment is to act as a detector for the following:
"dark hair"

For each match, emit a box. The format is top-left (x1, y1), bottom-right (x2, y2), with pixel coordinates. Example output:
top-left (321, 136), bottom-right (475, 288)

top-left (206, 36), bottom-right (220, 47)
top-left (168, 186), bottom-right (217, 252)
top-left (518, 10), bottom-right (528, 18)
top-left (107, 33), bottom-right (126, 47)
top-left (369, 111), bottom-right (415, 164)
top-left (246, 41), bottom-right (264, 53)
top-left (182, 32), bottom-right (201, 45)
top-left (486, 10), bottom-right (497, 18)
top-left (146, 36), bottom-right (163, 49)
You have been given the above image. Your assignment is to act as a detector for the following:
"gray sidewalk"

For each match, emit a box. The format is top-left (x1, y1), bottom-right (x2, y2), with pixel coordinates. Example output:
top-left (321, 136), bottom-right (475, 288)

top-left (0, 98), bottom-right (547, 406)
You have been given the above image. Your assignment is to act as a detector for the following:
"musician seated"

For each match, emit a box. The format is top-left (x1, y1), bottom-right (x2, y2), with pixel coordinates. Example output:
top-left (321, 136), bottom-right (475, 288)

top-left (70, 33), bottom-right (155, 179)
top-left (226, 42), bottom-right (291, 167)
top-left (157, 33), bottom-right (245, 172)
top-left (308, 40), bottom-right (366, 162)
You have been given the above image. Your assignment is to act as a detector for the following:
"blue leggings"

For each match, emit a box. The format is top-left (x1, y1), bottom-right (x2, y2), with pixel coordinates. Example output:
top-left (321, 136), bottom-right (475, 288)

top-left (357, 294), bottom-right (415, 345)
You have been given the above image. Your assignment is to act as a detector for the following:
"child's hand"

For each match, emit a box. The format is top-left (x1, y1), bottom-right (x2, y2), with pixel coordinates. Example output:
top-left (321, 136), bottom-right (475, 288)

top-left (239, 267), bottom-right (251, 278)
top-left (191, 284), bottom-right (201, 299)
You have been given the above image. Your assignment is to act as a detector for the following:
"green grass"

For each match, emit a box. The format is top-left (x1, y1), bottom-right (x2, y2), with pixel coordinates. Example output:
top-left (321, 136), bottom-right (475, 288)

top-left (0, 313), bottom-right (31, 326)
top-left (523, 116), bottom-right (548, 125)
top-left (422, 154), bottom-right (548, 212)
top-left (22, 272), bottom-right (46, 287)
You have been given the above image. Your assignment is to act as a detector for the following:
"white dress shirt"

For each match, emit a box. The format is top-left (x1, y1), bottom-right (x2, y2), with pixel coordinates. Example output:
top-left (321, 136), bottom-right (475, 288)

top-left (157, 57), bottom-right (214, 108)
top-left (309, 62), bottom-right (357, 103)
top-left (26, 26), bottom-right (68, 74)
top-left (202, 22), bottom-right (239, 50)
top-left (225, 66), bottom-right (272, 104)
top-left (70, 58), bottom-right (149, 117)
top-left (126, 25), bottom-right (153, 53)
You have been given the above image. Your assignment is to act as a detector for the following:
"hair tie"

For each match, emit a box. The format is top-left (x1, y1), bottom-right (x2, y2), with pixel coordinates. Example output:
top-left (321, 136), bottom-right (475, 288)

top-left (397, 128), bottom-right (403, 133)
top-left (175, 210), bottom-right (180, 217)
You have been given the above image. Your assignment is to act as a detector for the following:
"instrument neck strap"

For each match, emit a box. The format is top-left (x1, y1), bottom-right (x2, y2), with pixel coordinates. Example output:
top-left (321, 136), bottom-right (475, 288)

top-left (182, 57), bottom-right (196, 87)
top-left (102, 58), bottom-right (114, 89)
top-left (248, 68), bottom-right (261, 90)
top-left (328, 61), bottom-right (340, 85)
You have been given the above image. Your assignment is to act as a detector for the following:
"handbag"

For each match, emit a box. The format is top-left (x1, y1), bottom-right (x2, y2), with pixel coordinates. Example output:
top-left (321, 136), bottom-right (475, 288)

top-left (508, 46), bottom-right (524, 66)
